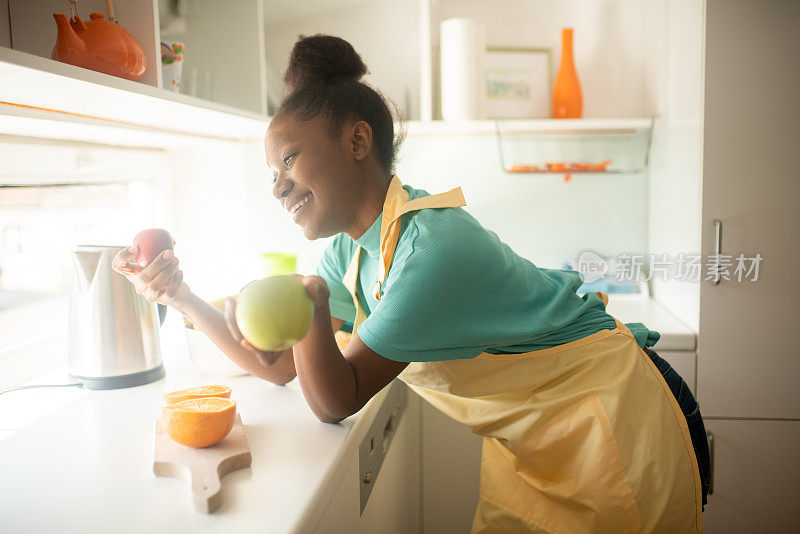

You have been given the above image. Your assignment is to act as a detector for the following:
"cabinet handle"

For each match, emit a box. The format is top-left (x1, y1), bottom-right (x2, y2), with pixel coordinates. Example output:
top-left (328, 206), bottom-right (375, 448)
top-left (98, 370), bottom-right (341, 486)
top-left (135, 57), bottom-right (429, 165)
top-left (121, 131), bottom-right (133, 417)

top-left (706, 430), bottom-right (715, 496)
top-left (711, 219), bottom-right (723, 285)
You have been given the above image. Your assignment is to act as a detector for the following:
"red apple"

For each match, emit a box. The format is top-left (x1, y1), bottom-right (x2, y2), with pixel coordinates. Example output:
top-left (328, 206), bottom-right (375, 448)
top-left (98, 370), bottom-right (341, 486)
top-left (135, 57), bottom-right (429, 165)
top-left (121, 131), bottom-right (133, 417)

top-left (132, 228), bottom-right (175, 267)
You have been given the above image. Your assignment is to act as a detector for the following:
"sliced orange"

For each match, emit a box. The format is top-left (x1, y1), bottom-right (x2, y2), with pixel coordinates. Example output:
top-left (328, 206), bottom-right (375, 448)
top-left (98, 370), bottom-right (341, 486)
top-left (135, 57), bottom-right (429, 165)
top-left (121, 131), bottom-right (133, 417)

top-left (161, 397), bottom-right (236, 448)
top-left (163, 384), bottom-right (231, 406)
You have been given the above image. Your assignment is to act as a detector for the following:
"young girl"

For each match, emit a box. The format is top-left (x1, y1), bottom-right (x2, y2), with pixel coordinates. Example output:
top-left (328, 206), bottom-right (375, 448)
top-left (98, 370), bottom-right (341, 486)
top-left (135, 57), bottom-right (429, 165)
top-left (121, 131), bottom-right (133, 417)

top-left (114, 34), bottom-right (708, 533)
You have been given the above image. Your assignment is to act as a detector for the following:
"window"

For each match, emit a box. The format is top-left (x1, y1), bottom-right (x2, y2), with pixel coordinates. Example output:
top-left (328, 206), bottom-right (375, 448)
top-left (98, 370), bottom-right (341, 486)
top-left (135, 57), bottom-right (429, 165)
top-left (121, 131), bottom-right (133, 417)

top-left (0, 138), bottom-right (171, 385)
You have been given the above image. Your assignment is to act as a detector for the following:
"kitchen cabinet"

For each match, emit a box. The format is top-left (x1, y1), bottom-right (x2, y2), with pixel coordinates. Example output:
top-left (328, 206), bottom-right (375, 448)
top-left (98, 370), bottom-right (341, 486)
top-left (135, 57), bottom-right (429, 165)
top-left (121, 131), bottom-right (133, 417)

top-left (311, 451), bottom-right (360, 534)
top-left (305, 382), bottom-right (421, 534)
top-left (647, 0), bottom-right (800, 529)
top-left (696, 0), bottom-right (800, 420)
top-left (8, 0), bottom-right (162, 87)
top-left (702, 420), bottom-right (800, 532)
top-left (699, 2), bottom-right (800, 524)
top-left (159, 0), bottom-right (268, 115)
top-left (651, 0), bottom-right (800, 418)
top-left (0, 46), bottom-right (266, 143)
top-left (1, 0), bottom-right (268, 118)
top-left (359, 390), bottom-right (420, 534)
top-left (420, 398), bottom-right (481, 534)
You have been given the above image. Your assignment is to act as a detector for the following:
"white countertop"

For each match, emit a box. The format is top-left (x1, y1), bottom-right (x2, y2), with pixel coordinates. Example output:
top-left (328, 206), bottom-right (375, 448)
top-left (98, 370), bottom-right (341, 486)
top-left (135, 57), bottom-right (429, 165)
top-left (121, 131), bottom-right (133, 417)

top-left (0, 295), bottom-right (695, 534)
top-left (0, 314), bottom-right (389, 534)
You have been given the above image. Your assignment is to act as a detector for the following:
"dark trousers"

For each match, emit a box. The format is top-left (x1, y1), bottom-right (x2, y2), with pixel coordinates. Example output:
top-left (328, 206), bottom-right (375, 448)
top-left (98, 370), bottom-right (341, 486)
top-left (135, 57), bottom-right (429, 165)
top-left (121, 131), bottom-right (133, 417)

top-left (644, 347), bottom-right (711, 511)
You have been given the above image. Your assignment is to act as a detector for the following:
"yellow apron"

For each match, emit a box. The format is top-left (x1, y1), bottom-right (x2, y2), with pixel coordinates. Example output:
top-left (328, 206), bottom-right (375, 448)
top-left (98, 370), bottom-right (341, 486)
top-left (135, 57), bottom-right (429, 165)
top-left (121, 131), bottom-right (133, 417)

top-left (339, 176), bottom-right (703, 533)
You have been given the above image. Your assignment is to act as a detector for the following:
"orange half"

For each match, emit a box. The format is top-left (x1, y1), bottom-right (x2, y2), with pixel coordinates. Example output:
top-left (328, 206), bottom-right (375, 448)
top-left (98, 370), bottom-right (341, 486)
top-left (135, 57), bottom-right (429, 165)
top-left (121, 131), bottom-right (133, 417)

top-left (161, 397), bottom-right (236, 448)
top-left (163, 384), bottom-right (231, 406)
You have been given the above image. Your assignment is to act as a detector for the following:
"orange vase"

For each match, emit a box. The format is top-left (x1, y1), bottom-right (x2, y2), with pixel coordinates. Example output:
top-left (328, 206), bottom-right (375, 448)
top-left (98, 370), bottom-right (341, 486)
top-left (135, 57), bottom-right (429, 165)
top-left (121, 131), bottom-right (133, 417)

top-left (552, 28), bottom-right (583, 119)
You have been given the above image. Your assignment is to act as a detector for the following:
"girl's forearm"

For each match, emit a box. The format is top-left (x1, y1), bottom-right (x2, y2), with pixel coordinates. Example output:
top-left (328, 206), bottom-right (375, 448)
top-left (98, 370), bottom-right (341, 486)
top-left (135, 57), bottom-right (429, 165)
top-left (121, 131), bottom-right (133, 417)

top-left (175, 291), bottom-right (296, 385)
top-left (292, 303), bottom-right (358, 423)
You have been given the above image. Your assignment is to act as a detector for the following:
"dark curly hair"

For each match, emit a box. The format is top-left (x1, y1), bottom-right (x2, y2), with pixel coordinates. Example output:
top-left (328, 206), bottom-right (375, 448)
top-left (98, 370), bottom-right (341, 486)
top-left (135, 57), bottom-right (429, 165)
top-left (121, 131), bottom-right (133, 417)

top-left (277, 34), bottom-right (406, 176)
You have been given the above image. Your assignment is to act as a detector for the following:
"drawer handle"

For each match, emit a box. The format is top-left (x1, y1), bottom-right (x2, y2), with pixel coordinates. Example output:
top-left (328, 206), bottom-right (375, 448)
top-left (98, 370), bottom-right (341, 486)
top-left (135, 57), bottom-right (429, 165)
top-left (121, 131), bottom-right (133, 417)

top-left (711, 219), bottom-right (723, 285)
top-left (706, 430), bottom-right (715, 496)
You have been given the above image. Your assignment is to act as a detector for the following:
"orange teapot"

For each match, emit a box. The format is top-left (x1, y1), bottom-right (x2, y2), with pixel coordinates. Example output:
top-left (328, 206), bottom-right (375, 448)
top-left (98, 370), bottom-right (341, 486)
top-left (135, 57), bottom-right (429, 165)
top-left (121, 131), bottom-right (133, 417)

top-left (52, 12), bottom-right (146, 81)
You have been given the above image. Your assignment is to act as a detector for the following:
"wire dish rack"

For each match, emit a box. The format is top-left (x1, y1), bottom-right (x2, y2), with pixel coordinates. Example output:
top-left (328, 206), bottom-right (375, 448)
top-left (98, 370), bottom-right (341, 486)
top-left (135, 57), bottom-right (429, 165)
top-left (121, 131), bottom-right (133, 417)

top-left (494, 118), bottom-right (654, 180)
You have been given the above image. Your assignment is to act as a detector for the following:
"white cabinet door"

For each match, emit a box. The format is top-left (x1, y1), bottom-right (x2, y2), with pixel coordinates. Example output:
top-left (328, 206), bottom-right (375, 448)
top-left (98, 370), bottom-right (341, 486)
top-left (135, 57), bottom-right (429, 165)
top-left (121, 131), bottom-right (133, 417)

top-left (697, 0), bottom-right (800, 418)
top-left (703, 419), bottom-right (800, 533)
top-left (420, 398), bottom-right (482, 534)
top-left (312, 452), bottom-right (360, 534)
top-left (360, 393), bottom-right (421, 534)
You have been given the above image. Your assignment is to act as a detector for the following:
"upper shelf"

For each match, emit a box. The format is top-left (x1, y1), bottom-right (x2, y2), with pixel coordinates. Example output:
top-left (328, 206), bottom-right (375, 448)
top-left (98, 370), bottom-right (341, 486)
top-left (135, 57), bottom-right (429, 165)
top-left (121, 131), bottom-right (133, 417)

top-left (405, 118), bottom-right (653, 136)
top-left (494, 118), bottom-right (654, 176)
top-left (405, 118), bottom-right (655, 176)
top-left (0, 47), bottom-right (267, 144)
top-left (0, 43), bottom-right (655, 173)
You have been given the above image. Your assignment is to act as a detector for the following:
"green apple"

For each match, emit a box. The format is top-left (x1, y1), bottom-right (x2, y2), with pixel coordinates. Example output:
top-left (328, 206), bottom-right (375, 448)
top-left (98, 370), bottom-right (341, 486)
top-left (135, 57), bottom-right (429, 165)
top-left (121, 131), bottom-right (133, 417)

top-left (234, 275), bottom-right (314, 352)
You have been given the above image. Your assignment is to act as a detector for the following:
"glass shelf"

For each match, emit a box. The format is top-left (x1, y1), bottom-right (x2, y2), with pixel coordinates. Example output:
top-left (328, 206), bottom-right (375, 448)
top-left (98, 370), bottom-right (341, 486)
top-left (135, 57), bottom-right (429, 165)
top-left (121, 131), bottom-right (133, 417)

top-left (494, 118), bottom-right (654, 177)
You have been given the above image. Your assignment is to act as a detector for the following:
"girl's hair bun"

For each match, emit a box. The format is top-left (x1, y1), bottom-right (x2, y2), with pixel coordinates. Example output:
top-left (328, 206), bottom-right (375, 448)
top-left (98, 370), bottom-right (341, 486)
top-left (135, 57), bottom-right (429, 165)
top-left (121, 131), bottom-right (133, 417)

top-left (284, 34), bottom-right (368, 90)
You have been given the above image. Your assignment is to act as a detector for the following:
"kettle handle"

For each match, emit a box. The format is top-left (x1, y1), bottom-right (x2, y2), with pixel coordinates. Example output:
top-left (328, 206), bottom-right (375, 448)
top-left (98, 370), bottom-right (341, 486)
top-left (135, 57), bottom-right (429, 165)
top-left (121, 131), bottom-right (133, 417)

top-left (157, 304), bottom-right (167, 326)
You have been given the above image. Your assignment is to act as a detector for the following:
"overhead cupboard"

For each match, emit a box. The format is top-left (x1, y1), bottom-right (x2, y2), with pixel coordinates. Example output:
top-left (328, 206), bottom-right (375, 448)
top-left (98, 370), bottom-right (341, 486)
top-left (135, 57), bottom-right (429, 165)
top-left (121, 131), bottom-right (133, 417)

top-left (0, 0), bottom-right (655, 168)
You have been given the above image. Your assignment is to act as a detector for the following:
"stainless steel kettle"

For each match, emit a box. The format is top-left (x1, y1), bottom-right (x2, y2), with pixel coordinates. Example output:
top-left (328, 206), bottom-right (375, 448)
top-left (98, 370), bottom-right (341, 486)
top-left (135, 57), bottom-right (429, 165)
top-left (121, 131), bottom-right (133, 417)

top-left (68, 245), bottom-right (166, 389)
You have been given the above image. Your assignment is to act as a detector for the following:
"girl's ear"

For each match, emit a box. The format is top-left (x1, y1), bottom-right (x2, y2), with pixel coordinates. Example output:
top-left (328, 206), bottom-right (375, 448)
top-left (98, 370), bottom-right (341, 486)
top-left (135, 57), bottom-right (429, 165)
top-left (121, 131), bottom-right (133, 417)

top-left (350, 120), bottom-right (373, 161)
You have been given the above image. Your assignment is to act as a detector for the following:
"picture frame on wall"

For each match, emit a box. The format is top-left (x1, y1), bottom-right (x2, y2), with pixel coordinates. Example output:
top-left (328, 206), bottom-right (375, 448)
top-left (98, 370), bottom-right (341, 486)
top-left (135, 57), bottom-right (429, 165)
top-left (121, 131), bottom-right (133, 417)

top-left (484, 47), bottom-right (552, 119)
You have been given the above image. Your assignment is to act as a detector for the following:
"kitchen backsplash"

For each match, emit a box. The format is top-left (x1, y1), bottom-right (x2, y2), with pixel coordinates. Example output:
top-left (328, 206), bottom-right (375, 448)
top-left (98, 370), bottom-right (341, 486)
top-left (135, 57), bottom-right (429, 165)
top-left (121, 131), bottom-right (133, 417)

top-left (0, 132), bottom-right (648, 305)
top-left (213, 133), bottom-right (649, 290)
top-left (394, 133), bottom-right (648, 270)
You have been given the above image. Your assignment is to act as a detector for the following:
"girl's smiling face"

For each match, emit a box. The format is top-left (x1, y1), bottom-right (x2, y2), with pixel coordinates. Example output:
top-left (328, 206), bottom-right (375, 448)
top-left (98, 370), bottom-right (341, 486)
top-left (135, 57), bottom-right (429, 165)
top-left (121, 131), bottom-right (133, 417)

top-left (265, 112), bottom-right (362, 240)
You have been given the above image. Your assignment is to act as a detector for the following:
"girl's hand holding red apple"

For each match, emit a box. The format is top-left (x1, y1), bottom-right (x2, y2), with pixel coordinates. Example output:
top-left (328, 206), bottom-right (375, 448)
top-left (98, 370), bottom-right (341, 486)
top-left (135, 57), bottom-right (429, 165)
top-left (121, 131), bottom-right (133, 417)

top-left (112, 244), bottom-right (190, 308)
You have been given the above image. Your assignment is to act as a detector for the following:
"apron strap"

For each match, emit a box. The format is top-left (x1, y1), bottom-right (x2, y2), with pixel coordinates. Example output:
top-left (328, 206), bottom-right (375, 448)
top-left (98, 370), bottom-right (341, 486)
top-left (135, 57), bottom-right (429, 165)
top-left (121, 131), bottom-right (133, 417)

top-left (342, 247), bottom-right (368, 332)
top-left (375, 175), bottom-right (465, 301)
top-left (343, 175), bottom-right (467, 332)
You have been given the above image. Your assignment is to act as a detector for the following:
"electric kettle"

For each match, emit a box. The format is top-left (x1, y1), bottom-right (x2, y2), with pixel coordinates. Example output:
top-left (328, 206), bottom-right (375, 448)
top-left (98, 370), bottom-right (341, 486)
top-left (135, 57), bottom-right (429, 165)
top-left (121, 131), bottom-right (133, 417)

top-left (68, 245), bottom-right (166, 389)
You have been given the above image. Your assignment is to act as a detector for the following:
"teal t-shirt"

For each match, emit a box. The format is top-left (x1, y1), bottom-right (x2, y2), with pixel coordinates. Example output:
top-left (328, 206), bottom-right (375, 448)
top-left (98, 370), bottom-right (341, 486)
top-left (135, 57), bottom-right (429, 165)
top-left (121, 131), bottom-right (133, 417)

top-left (316, 184), bottom-right (659, 363)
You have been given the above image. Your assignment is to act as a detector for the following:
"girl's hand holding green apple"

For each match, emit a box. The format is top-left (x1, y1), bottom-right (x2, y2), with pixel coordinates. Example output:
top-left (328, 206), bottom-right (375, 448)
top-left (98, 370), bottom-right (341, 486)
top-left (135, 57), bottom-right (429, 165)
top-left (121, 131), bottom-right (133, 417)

top-left (224, 275), bottom-right (328, 366)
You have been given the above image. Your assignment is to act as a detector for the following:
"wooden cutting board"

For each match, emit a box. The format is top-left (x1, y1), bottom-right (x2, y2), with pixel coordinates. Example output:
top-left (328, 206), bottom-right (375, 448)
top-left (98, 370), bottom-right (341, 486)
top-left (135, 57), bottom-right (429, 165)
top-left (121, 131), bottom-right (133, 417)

top-left (153, 413), bottom-right (251, 513)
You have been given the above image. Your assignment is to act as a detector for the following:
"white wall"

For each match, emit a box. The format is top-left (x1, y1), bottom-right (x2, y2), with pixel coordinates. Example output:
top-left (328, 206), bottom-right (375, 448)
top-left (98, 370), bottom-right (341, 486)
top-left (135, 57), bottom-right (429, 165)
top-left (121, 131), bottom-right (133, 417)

top-left (264, 0), bottom-right (420, 120)
top-left (432, 0), bottom-right (658, 118)
top-left (168, 140), bottom-right (332, 301)
top-left (263, 0), bottom-right (662, 120)
top-left (646, 0), bottom-right (704, 330)
top-left (395, 132), bottom-right (648, 270)
top-left (168, 128), bottom-right (649, 292)
top-left (167, 142), bottom-right (266, 300)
